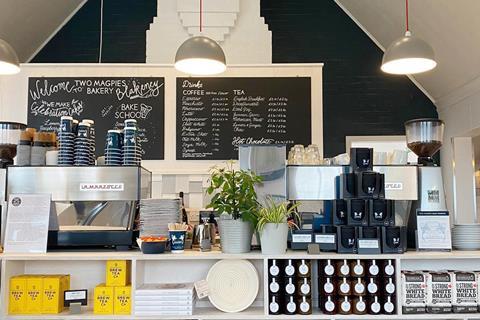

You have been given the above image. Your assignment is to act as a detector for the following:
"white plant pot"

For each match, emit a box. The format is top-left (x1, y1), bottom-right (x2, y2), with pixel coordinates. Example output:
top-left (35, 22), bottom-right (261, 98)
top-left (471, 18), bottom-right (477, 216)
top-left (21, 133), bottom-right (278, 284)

top-left (260, 223), bottom-right (289, 255)
top-left (218, 218), bottom-right (253, 253)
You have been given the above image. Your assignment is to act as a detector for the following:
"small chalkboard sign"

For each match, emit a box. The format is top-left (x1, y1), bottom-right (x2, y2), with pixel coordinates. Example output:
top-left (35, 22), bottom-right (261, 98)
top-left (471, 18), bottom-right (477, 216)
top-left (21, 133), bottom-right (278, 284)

top-left (27, 77), bottom-right (165, 160)
top-left (176, 77), bottom-right (312, 160)
top-left (64, 289), bottom-right (88, 306)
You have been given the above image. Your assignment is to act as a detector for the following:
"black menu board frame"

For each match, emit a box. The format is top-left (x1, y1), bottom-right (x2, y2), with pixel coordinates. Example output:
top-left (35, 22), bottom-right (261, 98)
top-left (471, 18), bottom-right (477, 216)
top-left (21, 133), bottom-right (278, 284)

top-left (27, 77), bottom-right (165, 160)
top-left (176, 77), bottom-right (312, 160)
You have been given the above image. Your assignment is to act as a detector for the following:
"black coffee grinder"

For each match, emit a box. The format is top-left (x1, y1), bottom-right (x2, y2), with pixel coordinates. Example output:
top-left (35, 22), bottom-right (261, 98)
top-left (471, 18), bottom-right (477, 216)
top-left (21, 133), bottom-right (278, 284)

top-left (0, 122), bottom-right (26, 168)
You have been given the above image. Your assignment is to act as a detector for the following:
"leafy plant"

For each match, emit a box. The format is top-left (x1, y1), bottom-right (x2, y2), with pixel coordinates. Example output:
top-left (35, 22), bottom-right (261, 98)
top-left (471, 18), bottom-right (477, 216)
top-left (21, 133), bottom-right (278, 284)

top-left (256, 197), bottom-right (300, 232)
top-left (206, 161), bottom-right (263, 224)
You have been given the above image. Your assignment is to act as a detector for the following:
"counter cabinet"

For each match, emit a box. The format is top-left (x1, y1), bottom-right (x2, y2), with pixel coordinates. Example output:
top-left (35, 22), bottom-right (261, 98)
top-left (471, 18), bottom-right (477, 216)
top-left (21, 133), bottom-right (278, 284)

top-left (0, 250), bottom-right (479, 320)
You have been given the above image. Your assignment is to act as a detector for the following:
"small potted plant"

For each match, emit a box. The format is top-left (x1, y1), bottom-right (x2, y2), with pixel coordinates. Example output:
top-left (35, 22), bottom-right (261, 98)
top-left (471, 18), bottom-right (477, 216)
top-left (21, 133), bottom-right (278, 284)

top-left (257, 198), bottom-right (300, 255)
top-left (206, 161), bottom-right (262, 253)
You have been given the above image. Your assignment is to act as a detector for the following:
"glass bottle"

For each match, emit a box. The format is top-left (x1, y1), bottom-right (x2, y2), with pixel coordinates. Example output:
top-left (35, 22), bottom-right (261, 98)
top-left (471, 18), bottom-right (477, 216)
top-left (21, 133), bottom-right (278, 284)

top-left (337, 259), bottom-right (350, 277)
top-left (339, 296), bottom-right (352, 315)
top-left (353, 296), bottom-right (367, 315)
top-left (338, 277), bottom-right (351, 296)
top-left (285, 259), bottom-right (295, 276)
top-left (322, 295), bottom-right (337, 315)
top-left (297, 259), bottom-right (311, 277)
top-left (351, 259), bottom-right (365, 277)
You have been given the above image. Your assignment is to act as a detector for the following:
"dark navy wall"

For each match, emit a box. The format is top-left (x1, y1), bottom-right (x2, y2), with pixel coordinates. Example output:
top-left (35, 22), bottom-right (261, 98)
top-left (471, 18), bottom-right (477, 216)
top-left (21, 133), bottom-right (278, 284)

top-left (32, 0), bottom-right (437, 157)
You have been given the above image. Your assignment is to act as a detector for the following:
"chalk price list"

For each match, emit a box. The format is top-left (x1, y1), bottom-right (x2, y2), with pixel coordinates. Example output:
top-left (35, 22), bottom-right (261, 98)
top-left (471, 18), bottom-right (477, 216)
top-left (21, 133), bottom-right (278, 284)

top-left (177, 77), bottom-right (311, 160)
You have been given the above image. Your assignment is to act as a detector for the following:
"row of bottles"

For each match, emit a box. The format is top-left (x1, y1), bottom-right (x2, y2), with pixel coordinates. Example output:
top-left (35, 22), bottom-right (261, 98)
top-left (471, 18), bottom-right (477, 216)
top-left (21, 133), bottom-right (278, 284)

top-left (268, 259), bottom-right (312, 315)
top-left (318, 259), bottom-right (396, 315)
top-left (268, 259), bottom-right (397, 315)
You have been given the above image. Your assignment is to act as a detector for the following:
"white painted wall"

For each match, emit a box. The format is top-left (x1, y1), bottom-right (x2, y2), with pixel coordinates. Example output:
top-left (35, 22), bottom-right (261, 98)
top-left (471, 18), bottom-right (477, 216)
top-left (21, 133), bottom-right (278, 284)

top-left (146, 0), bottom-right (271, 64)
top-left (439, 88), bottom-right (480, 223)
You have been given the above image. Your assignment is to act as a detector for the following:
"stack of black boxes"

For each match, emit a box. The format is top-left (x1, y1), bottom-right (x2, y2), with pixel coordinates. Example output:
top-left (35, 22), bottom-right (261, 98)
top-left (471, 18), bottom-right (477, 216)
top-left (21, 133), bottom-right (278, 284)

top-left (314, 148), bottom-right (407, 254)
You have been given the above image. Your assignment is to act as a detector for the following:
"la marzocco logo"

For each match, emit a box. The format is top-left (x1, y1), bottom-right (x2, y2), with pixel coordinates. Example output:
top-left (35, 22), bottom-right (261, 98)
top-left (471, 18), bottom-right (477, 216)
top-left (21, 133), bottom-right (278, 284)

top-left (80, 183), bottom-right (124, 192)
top-left (385, 182), bottom-right (403, 190)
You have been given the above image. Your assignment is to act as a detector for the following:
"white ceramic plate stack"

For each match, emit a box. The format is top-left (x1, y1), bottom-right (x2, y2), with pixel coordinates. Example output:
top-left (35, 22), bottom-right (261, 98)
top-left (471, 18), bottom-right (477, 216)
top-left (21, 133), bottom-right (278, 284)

top-left (139, 199), bottom-right (180, 237)
top-left (452, 224), bottom-right (480, 250)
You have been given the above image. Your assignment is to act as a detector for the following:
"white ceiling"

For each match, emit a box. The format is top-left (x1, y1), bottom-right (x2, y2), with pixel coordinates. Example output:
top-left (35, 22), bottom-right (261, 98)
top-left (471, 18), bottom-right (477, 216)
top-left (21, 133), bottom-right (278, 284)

top-left (0, 0), bottom-right (85, 62)
top-left (337, 0), bottom-right (480, 107)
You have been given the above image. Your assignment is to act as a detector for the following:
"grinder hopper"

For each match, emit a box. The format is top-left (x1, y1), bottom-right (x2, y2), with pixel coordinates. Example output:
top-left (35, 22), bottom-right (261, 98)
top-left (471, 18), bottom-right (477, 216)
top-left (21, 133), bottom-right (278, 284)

top-left (405, 118), bottom-right (444, 165)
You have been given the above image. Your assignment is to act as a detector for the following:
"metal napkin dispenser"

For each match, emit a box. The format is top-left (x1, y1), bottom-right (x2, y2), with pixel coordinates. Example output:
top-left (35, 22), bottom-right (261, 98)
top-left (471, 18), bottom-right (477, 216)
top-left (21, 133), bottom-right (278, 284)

top-left (7, 166), bottom-right (152, 249)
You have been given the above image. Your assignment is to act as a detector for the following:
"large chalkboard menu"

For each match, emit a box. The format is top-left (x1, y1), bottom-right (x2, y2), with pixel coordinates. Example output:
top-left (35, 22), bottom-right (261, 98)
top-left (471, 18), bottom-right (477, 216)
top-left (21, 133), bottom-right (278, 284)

top-left (27, 77), bottom-right (165, 159)
top-left (176, 77), bottom-right (311, 160)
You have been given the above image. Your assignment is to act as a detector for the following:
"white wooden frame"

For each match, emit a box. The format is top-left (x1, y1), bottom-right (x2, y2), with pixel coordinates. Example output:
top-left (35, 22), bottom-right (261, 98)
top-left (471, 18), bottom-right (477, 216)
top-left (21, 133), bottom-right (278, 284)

top-left (0, 63), bottom-right (323, 175)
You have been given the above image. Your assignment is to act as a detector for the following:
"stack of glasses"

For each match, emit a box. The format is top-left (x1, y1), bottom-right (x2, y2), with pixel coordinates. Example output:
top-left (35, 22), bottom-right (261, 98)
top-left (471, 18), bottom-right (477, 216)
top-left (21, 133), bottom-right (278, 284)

top-left (58, 116), bottom-right (75, 165)
top-left (74, 122), bottom-right (93, 166)
top-left (123, 119), bottom-right (141, 166)
top-left (105, 129), bottom-right (123, 166)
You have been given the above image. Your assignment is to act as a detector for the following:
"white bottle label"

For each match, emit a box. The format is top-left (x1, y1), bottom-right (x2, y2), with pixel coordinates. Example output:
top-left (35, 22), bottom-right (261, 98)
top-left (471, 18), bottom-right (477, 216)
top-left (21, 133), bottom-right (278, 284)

top-left (384, 301), bottom-right (394, 313)
top-left (285, 265), bottom-right (295, 276)
top-left (340, 264), bottom-right (349, 275)
top-left (369, 264), bottom-right (379, 276)
top-left (300, 301), bottom-right (310, 313)
top-left (324, 264), bottom-right (334, 276)
top-left (287, 301), bottom-right (296, 313)
top-left (356, 300), bottom-right (366, 312)
top-left (269, 281), bottom-right (279, 293)
top-left (386, 282), bottom-right (395, 294)
top-left (355, 282), bottom-right (365, 294)
top-left (371, 302), bottom-right (381, 313)
top-left (301, 283), bottom-right (311, 295)
top-left (269, 264), bottom-right (279, 276)
top-left (354, 264), bottom-right (364, 275)
top-left (341, 300), bottom-right (351, 312)
top-left (286, 283), bottom-right (295, 294)
top-left (299, 264), bottom-right (309, 275)
top-left (367, 282), bottom-right (378, 293)
top-left (324, 281), bottom-right (334, 293)
top-left (270, 302), bottom-right (279, 313)
top-left (385, 263), bottom-right (395, 276)
top-left (340, 282), bottom-right (350, 294)
top-left (325, 300), bottom-right (335, 312)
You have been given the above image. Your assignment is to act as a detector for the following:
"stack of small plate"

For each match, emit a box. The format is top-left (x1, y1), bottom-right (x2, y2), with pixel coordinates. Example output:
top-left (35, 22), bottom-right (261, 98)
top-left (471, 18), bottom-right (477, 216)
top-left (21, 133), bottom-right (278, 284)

top-left (452, 224), bottom-right (480, 250)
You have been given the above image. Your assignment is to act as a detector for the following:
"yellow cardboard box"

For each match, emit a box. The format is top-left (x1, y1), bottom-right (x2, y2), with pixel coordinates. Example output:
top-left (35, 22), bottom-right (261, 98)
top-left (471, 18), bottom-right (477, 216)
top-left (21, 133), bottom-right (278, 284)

top-left (114, 286), bottom-right (131, 315)
top-left (9, 276), bottom-right (27, 314)
top-left (26, 276), bottom-right (43, 314)
top-left (42, 276), bottom-right (63, 314)
top-left (106, 260), bottom-right (130, 287)
top-left (94, 284), bottom-right (114, 315)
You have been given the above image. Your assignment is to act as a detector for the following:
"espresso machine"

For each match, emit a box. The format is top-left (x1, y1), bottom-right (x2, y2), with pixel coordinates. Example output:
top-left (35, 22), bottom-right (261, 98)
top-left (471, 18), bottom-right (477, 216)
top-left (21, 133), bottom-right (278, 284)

top-left (6, 166), bottom-right (151, 250)
top-left (405, 118), bottom-right (447, 247)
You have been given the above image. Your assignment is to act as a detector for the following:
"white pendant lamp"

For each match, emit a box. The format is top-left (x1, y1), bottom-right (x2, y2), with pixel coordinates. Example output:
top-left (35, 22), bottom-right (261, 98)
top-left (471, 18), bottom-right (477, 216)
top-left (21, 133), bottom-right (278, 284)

top-left (174, 0), bottom-right (226, 75)
top-left (0, 39), bottom-right (20, 75)
top-left (381, 0), bottom-right (436, 75)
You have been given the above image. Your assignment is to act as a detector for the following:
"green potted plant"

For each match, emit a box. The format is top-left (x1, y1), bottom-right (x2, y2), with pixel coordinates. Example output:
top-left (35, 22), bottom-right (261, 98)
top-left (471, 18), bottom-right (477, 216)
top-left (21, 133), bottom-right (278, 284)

top-left (256, 198), bottom-right (300, 254)
top-left (206, 161), bottom-right (262, 253)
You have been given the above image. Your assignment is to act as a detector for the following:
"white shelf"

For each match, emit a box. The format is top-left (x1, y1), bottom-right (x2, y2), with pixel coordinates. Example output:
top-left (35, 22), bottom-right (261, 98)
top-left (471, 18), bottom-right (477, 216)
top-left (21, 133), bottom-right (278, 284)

top-left (4, 250), bottom-right (480, 319)
top-left (3, 249), bottom-right (480, 261)
top-left (5, 307), bottom-right (265, 320)
top-left (7, 309), bottom-right (480, 320)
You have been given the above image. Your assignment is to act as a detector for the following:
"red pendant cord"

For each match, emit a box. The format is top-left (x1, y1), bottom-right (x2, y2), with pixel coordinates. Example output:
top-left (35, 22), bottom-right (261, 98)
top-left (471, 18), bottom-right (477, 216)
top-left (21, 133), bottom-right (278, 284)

top-left (200, 0), bottom-right (203, 32)
top-left (405, 0), bottom-right (409, 31)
